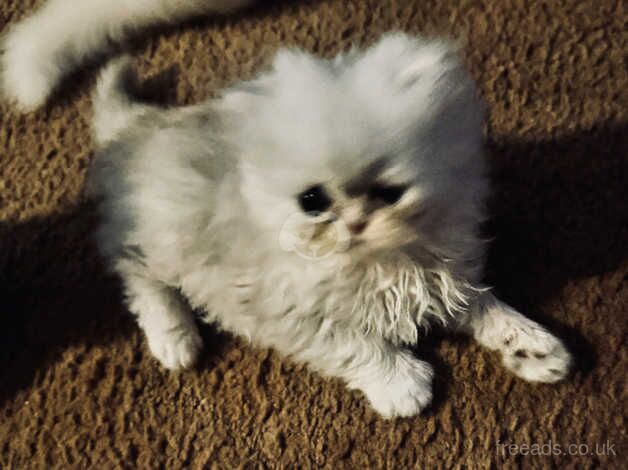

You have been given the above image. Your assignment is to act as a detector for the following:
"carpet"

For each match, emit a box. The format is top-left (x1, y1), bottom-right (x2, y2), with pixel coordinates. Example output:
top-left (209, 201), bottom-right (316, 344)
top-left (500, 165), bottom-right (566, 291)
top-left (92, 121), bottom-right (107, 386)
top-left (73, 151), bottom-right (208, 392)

top-left (1, 0), bottom-right (626, 468)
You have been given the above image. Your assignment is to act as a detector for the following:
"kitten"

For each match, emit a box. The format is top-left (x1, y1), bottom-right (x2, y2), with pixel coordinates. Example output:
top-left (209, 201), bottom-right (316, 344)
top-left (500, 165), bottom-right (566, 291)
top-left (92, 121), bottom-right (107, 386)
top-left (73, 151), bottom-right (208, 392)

top-left (88, 33), bottom-right (572, 417)
top-left (1, 0), bottom-right (253, 110)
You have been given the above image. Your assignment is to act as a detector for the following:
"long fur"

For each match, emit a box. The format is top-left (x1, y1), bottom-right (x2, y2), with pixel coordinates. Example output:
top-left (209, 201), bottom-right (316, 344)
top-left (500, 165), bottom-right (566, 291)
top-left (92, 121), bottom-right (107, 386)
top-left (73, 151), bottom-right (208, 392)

top-left (87, 33), bottom-right (572, 417)
top-left (1, 0), bottom-right (253, 110)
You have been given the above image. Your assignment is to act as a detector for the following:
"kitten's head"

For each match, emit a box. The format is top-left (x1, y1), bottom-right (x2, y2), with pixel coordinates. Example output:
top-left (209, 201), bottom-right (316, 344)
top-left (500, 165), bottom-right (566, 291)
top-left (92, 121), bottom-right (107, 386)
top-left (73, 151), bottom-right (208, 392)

top-left (221, 33), bottom-right (487, 263)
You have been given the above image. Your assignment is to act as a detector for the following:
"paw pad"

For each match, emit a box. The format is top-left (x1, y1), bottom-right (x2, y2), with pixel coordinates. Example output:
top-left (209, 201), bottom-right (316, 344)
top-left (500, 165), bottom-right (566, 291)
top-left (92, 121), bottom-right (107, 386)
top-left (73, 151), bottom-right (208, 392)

top-left (500, 327), bottom-right (572, 383)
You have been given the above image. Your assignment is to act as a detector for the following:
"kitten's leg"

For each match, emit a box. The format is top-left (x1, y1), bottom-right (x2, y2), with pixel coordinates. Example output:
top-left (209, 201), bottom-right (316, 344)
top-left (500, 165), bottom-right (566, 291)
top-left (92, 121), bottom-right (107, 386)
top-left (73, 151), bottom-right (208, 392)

top-left (124, 274), bottom-right (202, 370)
top-left (345, 345), bottom-right (434, 418)
top-left (1, 0), bottom-right (253, 110)
top-left (461, 292), bottom-right (572, 382)
top-left (268, 321), bottom-right (433, 418)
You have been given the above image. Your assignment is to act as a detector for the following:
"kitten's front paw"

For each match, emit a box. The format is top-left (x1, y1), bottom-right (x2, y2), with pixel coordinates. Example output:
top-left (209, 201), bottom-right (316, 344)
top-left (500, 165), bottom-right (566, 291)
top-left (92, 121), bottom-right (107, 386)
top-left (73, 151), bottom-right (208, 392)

top-left (145, 324), bottom-right (203, 370)
top-left (360, 354), bottom-right (433, 418)
top-left (501, 325), bottom-right (572, 383)
top-left (1, 21), bottom-right (58, 110)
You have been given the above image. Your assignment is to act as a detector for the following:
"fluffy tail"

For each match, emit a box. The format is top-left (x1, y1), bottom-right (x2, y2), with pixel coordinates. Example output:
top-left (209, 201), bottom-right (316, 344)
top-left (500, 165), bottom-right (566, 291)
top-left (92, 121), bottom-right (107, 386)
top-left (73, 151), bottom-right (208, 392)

top-left (92, 55), bottom-right (147, 146)
top-left (2, 0), bottom-right (255, 110)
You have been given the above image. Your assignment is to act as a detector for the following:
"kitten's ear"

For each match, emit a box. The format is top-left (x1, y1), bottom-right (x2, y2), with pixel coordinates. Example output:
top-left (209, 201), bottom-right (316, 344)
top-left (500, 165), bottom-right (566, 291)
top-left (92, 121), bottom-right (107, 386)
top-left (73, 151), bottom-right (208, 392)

top-left (220, 48), bottom-right (319, 112)
top-left (361, 33), bottom-right (484, 130)
top-left (359, 33), bottom-right (464, 91)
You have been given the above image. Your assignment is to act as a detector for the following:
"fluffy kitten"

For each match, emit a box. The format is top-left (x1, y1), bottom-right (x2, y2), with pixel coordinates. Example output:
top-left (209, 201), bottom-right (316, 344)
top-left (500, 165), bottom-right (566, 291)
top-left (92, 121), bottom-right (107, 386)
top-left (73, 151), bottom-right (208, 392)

top-left (1, 0), bottom-right (253, 110)
top-left (88, 33), bottom-right (572, 417)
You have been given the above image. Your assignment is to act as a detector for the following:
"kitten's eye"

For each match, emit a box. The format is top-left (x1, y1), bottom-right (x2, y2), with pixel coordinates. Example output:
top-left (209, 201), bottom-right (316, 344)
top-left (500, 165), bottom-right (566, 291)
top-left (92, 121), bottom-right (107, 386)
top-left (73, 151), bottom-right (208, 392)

top-left (368, 185), bottom-right (407, 205)
top-left (298, 184), bottom-right (332, 215)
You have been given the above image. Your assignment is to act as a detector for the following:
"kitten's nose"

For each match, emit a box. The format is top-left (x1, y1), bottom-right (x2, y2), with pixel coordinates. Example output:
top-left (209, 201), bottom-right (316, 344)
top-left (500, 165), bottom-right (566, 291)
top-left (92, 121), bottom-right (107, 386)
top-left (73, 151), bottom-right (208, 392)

top-left (348, 220), bottom-right (368, 235)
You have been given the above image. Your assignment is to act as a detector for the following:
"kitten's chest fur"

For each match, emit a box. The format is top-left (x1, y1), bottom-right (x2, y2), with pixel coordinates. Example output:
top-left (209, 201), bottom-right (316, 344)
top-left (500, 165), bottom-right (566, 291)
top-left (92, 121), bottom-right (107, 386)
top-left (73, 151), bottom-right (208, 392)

top-left (179, 244), bottom-right (475, 346)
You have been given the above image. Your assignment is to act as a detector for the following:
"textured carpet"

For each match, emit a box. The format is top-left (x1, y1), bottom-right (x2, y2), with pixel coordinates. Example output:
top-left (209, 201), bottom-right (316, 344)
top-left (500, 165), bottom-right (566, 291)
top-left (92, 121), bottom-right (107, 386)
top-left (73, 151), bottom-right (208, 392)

top-left (1, 0), bottom-right (626, 468)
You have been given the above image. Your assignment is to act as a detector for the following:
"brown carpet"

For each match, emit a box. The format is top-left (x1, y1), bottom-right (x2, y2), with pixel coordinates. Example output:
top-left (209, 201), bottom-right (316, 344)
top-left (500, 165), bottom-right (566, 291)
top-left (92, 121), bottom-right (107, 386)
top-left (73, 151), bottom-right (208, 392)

top-left (1, 0), bottom-right (626, 468)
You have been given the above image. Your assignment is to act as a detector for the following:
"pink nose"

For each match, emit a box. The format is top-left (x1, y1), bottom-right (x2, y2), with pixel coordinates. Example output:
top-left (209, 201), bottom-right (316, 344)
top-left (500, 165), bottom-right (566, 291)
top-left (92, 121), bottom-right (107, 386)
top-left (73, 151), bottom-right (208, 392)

top-left (348, 220), bottom-right (368, 235)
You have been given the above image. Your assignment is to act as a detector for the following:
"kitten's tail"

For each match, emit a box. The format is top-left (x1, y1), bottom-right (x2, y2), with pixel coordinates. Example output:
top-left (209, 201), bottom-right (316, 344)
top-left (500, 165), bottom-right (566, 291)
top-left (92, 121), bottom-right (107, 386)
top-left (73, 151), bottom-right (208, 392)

top-left (92, 56), bottom-right (147, 147)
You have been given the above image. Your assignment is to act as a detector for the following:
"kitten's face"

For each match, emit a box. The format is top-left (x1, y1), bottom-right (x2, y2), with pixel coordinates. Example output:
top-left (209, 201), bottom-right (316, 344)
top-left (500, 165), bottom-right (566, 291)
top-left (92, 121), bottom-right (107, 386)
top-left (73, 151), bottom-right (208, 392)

top-left (288, 170), bottom-right (423, 257)
top-left (227, 33), bottom-right (485, 261)
top-left (239, 155), bottom-right (435, 261)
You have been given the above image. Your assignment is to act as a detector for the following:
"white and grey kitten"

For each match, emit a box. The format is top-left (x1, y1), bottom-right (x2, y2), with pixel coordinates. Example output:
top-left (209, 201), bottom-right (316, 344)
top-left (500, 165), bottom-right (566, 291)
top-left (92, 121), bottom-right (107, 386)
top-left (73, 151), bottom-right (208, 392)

top-left (87, 33), bottom-right (572, 418)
